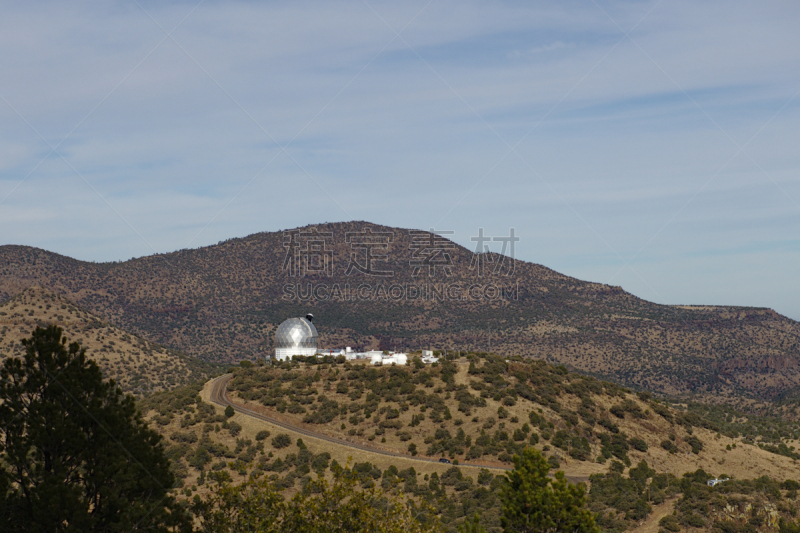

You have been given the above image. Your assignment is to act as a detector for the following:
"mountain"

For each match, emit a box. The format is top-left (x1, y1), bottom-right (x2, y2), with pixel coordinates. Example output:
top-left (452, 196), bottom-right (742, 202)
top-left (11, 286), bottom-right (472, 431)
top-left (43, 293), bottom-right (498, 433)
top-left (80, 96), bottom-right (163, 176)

top-left (0, 286), bottom-right (219, 395)
top-left (2, 221), bottom-right (800, 402)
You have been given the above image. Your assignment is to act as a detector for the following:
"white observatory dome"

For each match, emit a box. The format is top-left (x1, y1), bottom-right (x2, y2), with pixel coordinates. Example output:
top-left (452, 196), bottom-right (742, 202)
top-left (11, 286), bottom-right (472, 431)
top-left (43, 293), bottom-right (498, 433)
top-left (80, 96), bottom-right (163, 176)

top-left (274, 315), bottom-right (318, 361)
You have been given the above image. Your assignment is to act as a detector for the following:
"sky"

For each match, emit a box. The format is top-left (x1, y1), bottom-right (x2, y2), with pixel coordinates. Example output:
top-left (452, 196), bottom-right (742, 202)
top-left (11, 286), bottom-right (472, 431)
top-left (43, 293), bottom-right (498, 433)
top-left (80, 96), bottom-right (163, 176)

top-left (1, 1), bottom-right (799, 320)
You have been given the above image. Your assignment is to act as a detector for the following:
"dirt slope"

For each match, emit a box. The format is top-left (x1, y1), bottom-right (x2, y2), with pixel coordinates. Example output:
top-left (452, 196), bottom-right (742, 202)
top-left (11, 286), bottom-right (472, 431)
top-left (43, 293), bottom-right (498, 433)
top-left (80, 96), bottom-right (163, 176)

top-left (0, 286), bottom-right (218, 395)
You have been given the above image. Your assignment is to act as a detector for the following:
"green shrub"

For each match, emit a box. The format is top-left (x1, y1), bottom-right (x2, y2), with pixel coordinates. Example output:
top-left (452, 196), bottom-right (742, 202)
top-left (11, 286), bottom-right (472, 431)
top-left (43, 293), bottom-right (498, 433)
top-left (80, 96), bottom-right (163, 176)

top-left (659, 515), bottom-right (681, 532)
top-left (271, 433), bottom-right (291, 449)
top-left (684, 435), bottom-right (704, 454)
top-left (651, 402), bottom-right (673, 422)
top-left (683, 514), bottom-right (706, 528)
top-left (170, 431), bottom-right (198, 444)
top-left (287, 403), bottom-right (306, 414)
top-left (783, 480), bottom-right (800, 491)
top-left (598, 419), bottom-right (619, 433)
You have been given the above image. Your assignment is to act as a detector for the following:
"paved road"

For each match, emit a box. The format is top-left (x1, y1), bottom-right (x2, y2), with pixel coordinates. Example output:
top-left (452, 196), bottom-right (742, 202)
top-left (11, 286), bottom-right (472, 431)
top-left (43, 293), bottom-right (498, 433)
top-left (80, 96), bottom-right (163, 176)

top-left (208, 373), bottom-right (511, 472)
top-left (209, 374), bottom-right (592, 484)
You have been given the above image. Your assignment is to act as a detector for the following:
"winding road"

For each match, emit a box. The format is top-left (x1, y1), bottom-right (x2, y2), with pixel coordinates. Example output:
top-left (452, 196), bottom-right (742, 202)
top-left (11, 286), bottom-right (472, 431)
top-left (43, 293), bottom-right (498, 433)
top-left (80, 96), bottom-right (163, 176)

top-left (209, 373), bottom-right (591, 483)
top-left (208, 373), bottom-right (511, 471)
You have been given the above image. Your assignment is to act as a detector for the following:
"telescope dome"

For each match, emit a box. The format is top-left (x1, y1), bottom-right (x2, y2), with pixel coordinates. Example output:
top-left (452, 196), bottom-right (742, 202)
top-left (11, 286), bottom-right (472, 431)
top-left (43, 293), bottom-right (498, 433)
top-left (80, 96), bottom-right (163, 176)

top-left (274, 317), bottom-right (318, 360)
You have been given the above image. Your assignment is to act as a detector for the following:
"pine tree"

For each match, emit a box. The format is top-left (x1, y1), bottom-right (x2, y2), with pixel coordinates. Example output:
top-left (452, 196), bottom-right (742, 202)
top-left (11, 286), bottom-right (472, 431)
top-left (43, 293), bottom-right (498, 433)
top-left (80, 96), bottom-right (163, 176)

top-left (458, 514), bottom-right (487, 533)
top-left (500, 447), bottom-right (599, 533)
top-left (0, 325), bottom-right (191, 532)
top-left (195, 468), bottom-right (441, 533)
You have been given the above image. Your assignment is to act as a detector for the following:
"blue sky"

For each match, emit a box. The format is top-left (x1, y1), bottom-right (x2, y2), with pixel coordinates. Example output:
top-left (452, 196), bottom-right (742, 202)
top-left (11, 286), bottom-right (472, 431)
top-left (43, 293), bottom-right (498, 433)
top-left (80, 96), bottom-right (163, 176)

top-left (1, 1), bottom-right (799, 319)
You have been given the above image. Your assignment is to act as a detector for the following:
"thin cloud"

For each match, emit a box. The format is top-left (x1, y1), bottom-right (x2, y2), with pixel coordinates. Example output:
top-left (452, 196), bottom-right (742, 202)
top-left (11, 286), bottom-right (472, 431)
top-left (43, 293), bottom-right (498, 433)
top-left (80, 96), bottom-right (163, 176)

top-left (0, 0), bottom-right (798, 319)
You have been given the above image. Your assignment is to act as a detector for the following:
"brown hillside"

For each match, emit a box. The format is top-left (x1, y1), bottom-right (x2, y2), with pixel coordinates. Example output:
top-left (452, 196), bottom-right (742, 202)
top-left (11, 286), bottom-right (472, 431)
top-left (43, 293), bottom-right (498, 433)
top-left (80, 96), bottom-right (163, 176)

top-left (224, 355), bottom-right (800, 482)
top-left (0, 286), bottom-right (218, 395)
top-left (2, 221), bottom-right (800, 401)
top-left (142, 355), bottom-right (800, 533)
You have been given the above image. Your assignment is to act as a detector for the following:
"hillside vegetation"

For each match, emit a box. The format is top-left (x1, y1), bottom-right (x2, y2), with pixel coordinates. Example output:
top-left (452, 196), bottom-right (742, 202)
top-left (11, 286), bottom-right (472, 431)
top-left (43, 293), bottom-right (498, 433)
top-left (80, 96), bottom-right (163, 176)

top-left (0, 287), bottom-right (219, 395)
top-left (141, 354), bottom-right (800, 532)
top-left (225, 354), bottom-right (800, 479)
top-left (2, 221), bottom-right (800, 403)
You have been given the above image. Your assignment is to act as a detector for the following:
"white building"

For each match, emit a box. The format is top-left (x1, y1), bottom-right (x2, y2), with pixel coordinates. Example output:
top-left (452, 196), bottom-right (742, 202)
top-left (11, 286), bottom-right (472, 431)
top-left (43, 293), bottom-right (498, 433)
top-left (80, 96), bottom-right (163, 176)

top-left (317, 347), bottom-right (357, 359)
top-left (274, 315), bottom-right (318, 361)
top-left (370, 352), bottom-right (408, 366)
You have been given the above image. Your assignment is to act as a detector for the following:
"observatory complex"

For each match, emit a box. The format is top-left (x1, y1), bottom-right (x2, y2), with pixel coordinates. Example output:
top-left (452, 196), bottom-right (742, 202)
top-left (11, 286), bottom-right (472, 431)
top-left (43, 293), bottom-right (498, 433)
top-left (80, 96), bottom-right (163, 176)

top-left (273, 313), bottom-right (437, 365)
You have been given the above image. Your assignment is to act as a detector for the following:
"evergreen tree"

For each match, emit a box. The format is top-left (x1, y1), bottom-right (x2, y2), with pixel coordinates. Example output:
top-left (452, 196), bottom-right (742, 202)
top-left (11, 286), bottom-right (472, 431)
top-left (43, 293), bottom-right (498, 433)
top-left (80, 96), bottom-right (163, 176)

top-left (0, 325), bottom-right (191, 532)
top-left (458, 513), bottom-right (487, 533)
top-left (500, 448), bottom-right (599, 533)
top-left (780, 518), bottom-right (800, 533)
top-left (195, 468), bottom-right (440, 533)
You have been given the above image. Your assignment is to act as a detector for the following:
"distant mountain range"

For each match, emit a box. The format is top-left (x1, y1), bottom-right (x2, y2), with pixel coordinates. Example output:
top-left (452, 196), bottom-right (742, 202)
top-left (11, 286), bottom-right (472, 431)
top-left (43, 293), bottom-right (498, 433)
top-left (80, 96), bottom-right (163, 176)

top-left (2, 221), bottom-right (799, 402)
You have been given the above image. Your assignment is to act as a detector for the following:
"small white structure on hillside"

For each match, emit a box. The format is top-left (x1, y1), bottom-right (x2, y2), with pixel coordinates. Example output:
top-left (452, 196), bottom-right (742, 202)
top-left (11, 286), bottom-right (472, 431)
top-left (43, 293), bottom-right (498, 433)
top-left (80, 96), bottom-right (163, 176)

top-left (370, 352), bottom-right (408, 366)
top-left (317, 347), bottom-right (353, 358)
top-left (305, 345), bottom-right (438, 366)
top-left (707, 478), bottom-right (727, 487)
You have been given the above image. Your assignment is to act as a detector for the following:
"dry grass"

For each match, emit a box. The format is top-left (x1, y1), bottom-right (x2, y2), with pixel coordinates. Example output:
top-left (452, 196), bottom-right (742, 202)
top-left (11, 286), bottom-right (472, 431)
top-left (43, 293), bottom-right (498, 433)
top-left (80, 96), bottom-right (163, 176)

top-left (226, 359), bottom-right (800, 483)
top-left (147, 359), bottom-right (800, 533)
top-left (160, 378), bottom-right (489, 504)
top-left (0, 286), bottom-right (216, 395)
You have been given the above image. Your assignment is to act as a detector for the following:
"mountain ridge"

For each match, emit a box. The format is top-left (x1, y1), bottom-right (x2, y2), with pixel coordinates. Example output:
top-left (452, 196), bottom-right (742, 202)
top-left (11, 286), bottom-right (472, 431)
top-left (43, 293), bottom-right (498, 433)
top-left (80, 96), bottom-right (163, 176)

top-left (2, 221), bottom-right (799, 402)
